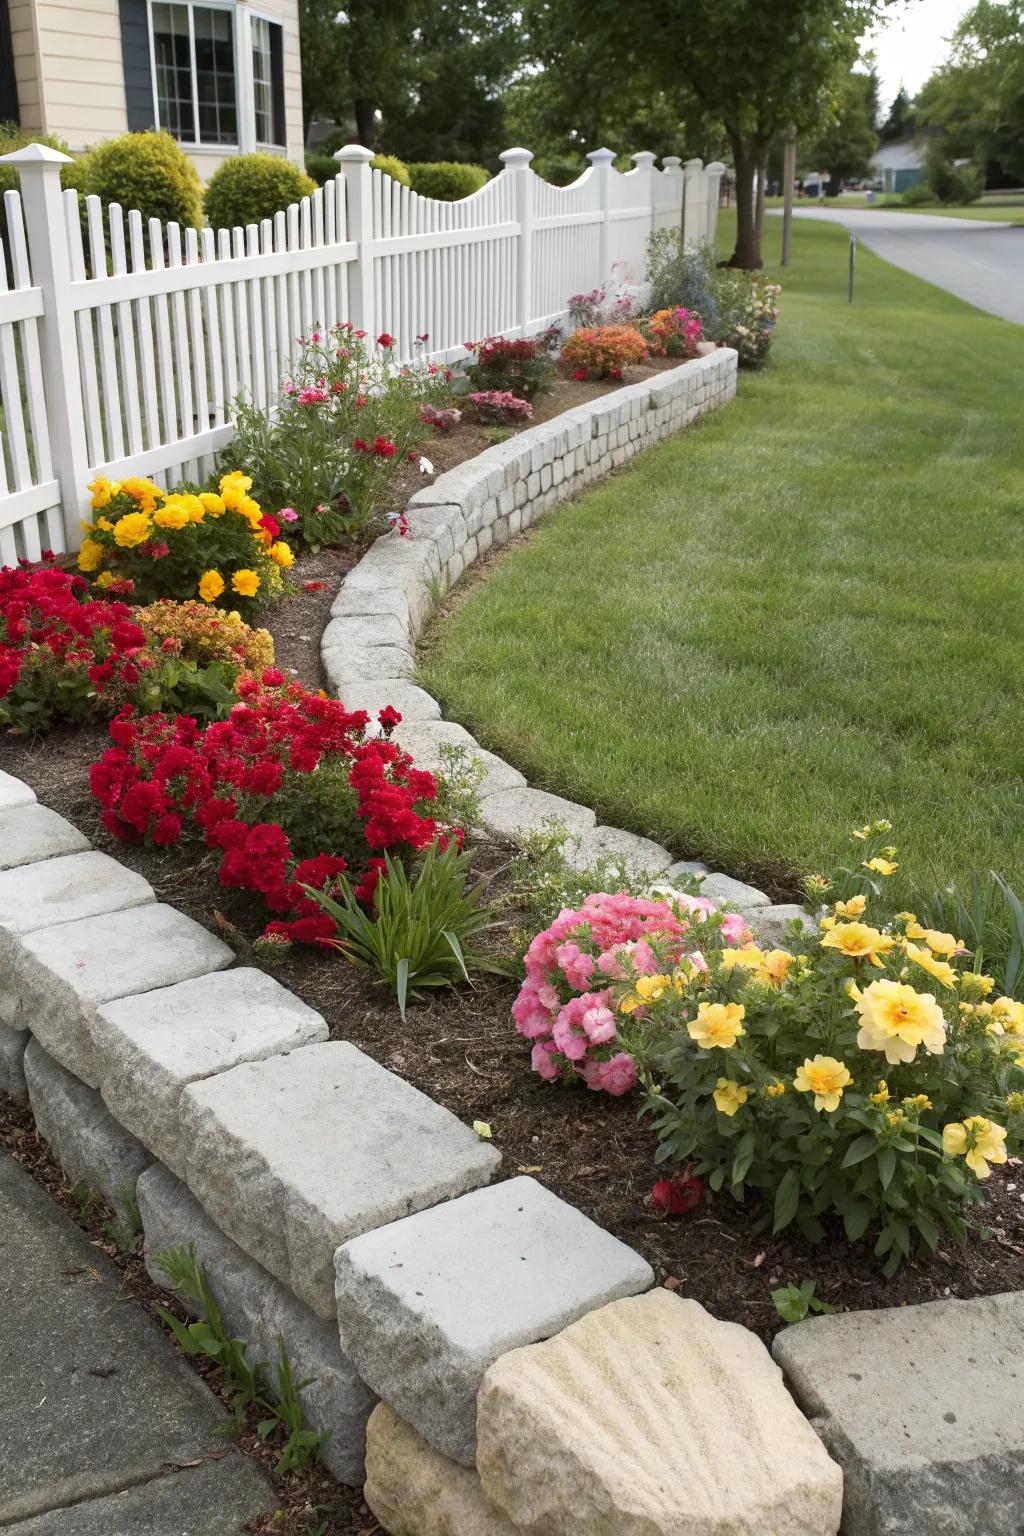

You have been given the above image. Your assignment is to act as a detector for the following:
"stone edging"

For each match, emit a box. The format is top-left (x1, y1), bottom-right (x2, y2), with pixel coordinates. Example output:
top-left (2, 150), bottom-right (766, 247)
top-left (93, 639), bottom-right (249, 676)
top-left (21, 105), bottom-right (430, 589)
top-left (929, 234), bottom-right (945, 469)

top-left (319, 349), bottom-right (806, 942)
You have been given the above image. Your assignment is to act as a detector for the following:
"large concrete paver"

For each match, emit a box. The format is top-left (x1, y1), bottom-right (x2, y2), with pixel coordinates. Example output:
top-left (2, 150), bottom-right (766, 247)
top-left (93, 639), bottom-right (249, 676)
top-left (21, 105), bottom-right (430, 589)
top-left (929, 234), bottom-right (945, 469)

top-left (0, 1151), bottom-right (274, 1528)
top-left (4, 1456), bottom-right (275, 1534)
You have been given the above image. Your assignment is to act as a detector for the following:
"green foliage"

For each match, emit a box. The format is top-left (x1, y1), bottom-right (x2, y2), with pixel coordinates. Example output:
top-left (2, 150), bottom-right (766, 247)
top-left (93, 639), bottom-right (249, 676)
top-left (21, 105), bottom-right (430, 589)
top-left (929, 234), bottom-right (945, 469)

top-left (304, 150), bottom-right (338, 186)
top-left (803, 68), bottom-right (880, 190)
top-left (916, 0), bottom-right (1024, 183)
top-left (878, 85), bottom-right (916, 144)
top-left (204, 154), bottom-right (317, 231)
top-left (153, 1244), bottom-right (329, 1475)
top-left (914, 871), bottom-right (1024, 1000)
top-left (899, 181), bottom-right (933, 206)
top-left (407, 161), bottom-right (490, 200)
top-left (463, 335), bottom-right (557, 401)
top-left (924, 141), bottom-right (984, 205)
top-left (772, 1279), bottom-right (835, 1323)
top-left (79, 131), bottom-right (203, 228)
top-left (0, 124), bottom-right (80, 199)
top-left (372, 153), bottom-right (411, 185)
top-left (432, 743), bottom-right (487, 833)
top-left (645, 231), bottom-right (780, 364)
top-left (306, 840), bottom-right (506, 1018)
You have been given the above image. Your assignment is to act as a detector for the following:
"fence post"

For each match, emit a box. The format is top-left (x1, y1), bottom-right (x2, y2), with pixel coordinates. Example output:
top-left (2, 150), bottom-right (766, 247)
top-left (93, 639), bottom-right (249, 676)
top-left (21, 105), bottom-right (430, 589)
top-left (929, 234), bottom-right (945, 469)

top-left (630, 150), bottom-right (657, 236)
top-left (705, 161), bottom-right (727, 249)
top-left (0, 143), bottom-right (90, 549)
top-left (662, 155), bottom-right (684, 233)
top-left (335, 145), bottom-right (376, 339)
top-left (682, 158), bottom-right (706, 250)
top-left (586, 147), bottom-right (615, 286)
top-left (498, 146), bottom-right (534, 338)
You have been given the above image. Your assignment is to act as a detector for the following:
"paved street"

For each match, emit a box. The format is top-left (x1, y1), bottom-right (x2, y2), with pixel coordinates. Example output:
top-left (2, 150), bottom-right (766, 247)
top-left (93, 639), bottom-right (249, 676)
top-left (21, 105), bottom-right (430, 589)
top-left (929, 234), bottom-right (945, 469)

top-left (0, 1152), bottom-right (275, 1533)
top-left (767, 206), bottom-right (1024, 323)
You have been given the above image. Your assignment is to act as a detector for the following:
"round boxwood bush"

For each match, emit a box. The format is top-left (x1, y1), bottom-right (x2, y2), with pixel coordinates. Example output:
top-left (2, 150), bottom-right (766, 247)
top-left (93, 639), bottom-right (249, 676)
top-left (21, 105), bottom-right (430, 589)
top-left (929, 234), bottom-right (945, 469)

top-left (372, 154), bottom-right (411, 187)
top-left (305, 150), bottom-right (337, 186)
top-left (406, 161), bottom-right (490, 200)
top-left (82, 131), bottom-right (203, 228)
top-left (204, 153), bottom-right (317, 231)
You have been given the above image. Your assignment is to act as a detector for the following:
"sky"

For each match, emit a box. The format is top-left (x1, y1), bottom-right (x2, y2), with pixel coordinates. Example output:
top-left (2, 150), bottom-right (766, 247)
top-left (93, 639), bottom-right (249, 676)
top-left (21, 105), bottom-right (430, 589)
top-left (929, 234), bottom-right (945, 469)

top-left (865, 0), bottom-right (975, 109)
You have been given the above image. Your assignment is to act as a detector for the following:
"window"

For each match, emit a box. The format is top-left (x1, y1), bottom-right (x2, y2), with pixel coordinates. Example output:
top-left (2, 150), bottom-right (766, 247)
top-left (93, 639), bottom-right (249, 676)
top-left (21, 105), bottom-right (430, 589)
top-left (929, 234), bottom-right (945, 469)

top-left (250, 15), bottom-right (285, 147)
top-left (151, 2), bottom-right (237, 146)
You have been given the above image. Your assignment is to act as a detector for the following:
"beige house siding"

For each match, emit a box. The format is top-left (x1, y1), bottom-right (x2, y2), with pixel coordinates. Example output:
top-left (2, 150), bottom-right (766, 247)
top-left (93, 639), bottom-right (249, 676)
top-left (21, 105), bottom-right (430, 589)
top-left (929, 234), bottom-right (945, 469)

top-left (8, 0), bottom-right (304, 178)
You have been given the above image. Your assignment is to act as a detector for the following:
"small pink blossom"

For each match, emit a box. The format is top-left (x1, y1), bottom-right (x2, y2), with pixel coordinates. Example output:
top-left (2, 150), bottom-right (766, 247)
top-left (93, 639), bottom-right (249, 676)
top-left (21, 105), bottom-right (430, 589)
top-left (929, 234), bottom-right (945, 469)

top-left (583, 1053), bottom-right (637, 1096)
top-left (278, 507), bottom-right (299, 522)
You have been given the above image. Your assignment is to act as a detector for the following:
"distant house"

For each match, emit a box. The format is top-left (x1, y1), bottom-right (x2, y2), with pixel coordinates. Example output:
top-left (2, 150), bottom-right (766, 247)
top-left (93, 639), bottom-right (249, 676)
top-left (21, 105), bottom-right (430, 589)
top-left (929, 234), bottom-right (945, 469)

top-left (2, 1), bottom-right (305, 180)
top-left (870, 140), bottom-right (925, 194)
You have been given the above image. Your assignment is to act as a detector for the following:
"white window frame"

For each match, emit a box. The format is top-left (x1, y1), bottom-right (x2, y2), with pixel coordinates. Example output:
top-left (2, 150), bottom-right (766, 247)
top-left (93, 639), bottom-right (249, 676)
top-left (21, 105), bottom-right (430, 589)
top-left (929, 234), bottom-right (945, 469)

top-left (244, 7), bottom-right (287, 152)
top-left (148, 0), bottom-right (241, 150)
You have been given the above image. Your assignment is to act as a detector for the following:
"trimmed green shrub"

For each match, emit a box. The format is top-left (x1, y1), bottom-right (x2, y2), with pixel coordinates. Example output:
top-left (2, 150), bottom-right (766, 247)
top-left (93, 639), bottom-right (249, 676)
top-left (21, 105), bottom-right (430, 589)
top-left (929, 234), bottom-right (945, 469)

top-left (0, 123), bottom-right (79, 197)
top-left (305, 151), bottom-right (338, 186)
top-left (82, 131), bottom-right (203, 228)
top-left (204, 153), bottom-right (316, 231)
top-left (533, 155), bottom-right (586, 187)
top-left (924, 143), bottom-right (984, 207)
top-left (372, 154), bottom-right (411, 187)
top-left (407, 161), bottom-right (489, 200)
top-left (899, 182), bottom-right (932, 206)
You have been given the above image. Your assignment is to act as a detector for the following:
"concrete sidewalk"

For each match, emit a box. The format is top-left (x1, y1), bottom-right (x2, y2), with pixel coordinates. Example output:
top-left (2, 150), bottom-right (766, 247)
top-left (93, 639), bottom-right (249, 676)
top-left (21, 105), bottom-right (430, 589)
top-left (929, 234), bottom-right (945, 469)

top-left (0, 1150), bottom-right (276, 1533)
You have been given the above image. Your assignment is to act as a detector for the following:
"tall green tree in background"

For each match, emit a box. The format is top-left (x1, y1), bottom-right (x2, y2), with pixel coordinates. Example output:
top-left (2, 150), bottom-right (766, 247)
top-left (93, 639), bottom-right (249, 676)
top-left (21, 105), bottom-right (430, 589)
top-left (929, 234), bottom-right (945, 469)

top-left (804, 68), bottom-right (880, 189)
top-left (300, 0), bottom-right (419, 147)
top-left (916, 0), bottom-right (1024, 182)
top-left (878, 84), bottom-right (915, 143)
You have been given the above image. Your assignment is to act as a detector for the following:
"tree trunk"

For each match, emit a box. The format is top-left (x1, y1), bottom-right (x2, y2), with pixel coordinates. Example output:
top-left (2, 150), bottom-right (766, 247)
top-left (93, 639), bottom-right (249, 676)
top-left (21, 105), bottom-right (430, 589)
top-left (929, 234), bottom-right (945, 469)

top-left (754, 148), bottom-right (769, 247)
top-left (354, 97), bottom-right (377, 151)
top-left (781, 129), bottom-right (796, 267)
top-left (726, 136), bottom-right (763, 269)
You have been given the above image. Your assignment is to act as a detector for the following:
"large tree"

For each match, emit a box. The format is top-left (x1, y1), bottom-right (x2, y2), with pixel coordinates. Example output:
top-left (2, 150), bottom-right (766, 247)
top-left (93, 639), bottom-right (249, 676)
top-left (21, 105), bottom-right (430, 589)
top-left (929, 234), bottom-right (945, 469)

top-left (804, 67), bottom-right (880, 190)
top-left (916, 0), bottom-right (1024, 182)
top-left (299, 0), bottom-right (419, 147)
top-left (878, 84), bottom-right (915, 143)
top-left (525, 0), bottom-right (893, 268)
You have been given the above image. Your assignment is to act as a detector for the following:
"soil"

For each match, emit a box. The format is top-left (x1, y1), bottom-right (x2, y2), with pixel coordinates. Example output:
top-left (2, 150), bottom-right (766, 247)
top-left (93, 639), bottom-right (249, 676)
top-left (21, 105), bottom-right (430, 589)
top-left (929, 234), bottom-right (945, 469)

top-left (3, 352), bottom-right (1023, 1530)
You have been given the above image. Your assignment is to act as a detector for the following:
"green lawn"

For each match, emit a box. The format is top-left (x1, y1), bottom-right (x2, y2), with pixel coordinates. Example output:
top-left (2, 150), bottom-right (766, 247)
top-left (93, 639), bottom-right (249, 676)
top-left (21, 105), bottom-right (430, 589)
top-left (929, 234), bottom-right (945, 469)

top-left (763, 194), bottom-right (1024, 224)
top-left (420, 212), bottom-right (1024, 899)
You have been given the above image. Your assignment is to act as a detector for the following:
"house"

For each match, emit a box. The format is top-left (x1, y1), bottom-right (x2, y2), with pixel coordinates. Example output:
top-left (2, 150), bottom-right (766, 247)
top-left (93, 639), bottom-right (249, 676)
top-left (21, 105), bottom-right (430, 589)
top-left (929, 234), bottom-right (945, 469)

top-left (0, 0), bottom-right (305, 179)
top-left (869, 140), bottom-right (925, 194)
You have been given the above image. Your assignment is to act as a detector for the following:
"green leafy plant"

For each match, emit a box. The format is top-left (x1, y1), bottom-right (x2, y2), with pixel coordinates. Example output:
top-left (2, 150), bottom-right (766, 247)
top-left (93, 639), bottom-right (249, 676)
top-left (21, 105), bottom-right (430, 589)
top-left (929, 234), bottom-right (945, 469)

top-left (433, 743), bottom-right (487, 833)
top-left (914, 870), bottom-right (1024, 1000)
top-left (153, 1244), bottom-right (329, 1475)
top-left (305, 840), bottom-right (506, 1018)
top-left (204, 153), bottom-right (317, 230)
top-left (771, 1279), bottom-right (836, 1323)
top-left (372, 153), bottom-right (411, 186)
top-left (78, 130), bottom-right (203, 230)
top-left (899, 181), bottom-right (933, 206)
top-left (407, 161), bottom-right (490, 200)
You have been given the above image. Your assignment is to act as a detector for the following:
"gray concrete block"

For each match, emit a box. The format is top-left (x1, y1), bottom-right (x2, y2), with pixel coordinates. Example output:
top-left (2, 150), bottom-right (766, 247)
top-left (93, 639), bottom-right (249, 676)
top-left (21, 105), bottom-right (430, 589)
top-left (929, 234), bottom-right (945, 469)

top-left (320, 613), bottom-right (411, 652)
top-left (0, 803), bottom-right (90, 871)
top-left (320, 643), bottom-right (415, 686)
top-left (773, 1292), bottom-right (1024, 1535)
top-left (179, 1041), bottom-right (501, 1319)
top-left (0, 851), bottom-right (153, 937)
top-left (335, 1176), bottom-right (653, 1466)
top-left (698, 871), bottom-right (771, 910)
top-left (92, 969), bottom-right (328, 1179)
top-left (0, 769), bottom-right (34, 811)
top-left (23, 1039), bottom-right (151, 1216)
top-left (667, 858), bottom-right (710, 880)
top-left (0, 904), bottom-right (234, 1088)
top-left (0, 1027), bottom-right (28, 1102)
top-left (138, 1162), bottom-right (375, 1486)
top-left (335, 680), bottom-right (441, 721)
top-left (749, 904), bottom-right (818, 949)
top-left (477, 787), bottom-right (596, 846)
top-left (565, 825), bottom-right (670, 879)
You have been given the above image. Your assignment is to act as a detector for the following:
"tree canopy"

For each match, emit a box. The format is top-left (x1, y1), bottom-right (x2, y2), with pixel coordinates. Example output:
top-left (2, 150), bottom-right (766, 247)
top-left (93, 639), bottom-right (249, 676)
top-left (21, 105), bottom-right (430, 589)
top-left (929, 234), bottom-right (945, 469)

top-left (915, 0), bottom-right (1024, 183)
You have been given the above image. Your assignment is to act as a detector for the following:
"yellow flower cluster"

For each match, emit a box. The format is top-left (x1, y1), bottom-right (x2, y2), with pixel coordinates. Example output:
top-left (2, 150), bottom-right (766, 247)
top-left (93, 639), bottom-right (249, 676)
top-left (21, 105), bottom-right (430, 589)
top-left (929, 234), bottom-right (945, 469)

top-left (134, 600), bottom-right (275, 674)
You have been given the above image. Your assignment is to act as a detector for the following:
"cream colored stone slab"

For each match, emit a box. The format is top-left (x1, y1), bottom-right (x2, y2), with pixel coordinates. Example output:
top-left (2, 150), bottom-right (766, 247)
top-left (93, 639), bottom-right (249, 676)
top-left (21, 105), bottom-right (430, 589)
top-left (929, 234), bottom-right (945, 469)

top-left (476, 1289), bottom-right (843, 1536)
top-left (364, 1404), bottom-right (517, 1536)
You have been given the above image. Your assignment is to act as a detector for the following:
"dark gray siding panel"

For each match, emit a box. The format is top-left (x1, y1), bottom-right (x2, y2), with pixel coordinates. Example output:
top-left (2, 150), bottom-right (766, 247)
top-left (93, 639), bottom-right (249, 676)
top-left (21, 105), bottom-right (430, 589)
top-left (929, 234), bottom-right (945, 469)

top-left (119, 0), bottom-right (156, 131)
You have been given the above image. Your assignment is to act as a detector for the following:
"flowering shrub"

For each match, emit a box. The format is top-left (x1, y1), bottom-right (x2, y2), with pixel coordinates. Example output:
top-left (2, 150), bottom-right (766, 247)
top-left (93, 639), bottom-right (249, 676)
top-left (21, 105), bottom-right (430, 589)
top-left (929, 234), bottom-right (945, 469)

top-left (638, 307), bottom-right (704, 358)
top-left (90, 682), bottom-right (446, 943)
top-left (463, 335), bottom-right (556, 402)
top-left (513, 890), bottom-right (750, 1095)
top-left (716, 273), bottom-right (781, 367)
top-left (645, 232), bottom-right (781, 367)
top-left (226, 327), bottom-right (451, 546)
top-left (0, 564), bottom-right (239, 730)
top-left (79, 472), bottom-right (287, 619)
top-left (466, 391), bottom-right (533, 426)
top-left (420, 402), bottom-right (462, 434)
top-left (560, 325), bottom-right (649, 381)
top-left (621, 827), bottom-right (1024, 1272)
top-left (134, 600), bottom-right (275, 676)
top-left (567, 288), bottom-right (640, 328)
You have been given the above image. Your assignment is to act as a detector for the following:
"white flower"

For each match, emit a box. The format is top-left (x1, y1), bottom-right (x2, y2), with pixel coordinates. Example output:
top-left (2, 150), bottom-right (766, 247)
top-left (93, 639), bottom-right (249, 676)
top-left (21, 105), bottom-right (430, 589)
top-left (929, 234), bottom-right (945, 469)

top-left (418, 455), bottom-right (435, 475)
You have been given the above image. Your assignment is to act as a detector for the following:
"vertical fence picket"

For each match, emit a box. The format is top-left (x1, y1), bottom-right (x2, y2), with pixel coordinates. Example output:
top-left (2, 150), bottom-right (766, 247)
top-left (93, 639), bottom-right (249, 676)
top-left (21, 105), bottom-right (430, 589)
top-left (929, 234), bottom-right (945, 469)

top-left (108, 204), bottom-right (144, 457)
top-left (128, 211), bottom-right (160, 451)
top-left (85, 195), bottom-right (124, 464)
top-left (166, 223), bottom-right (195, 460)
top-left (199, 228), bottom-right (226, 426)
top-left (230, 226), bottom-right (252, 404)
top-left (148, 217), bottom-right (180, 450)
top-left (184, 227), bottom-right (210, 458)
top-left (244, 223), bottom-right (267, 410)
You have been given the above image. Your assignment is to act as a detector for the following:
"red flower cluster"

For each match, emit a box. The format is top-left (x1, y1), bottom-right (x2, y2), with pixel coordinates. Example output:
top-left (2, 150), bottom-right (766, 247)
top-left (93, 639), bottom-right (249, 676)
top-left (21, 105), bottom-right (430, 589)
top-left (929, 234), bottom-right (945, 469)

top-left (352, 436), bottom-right (398, 458)
top-left (0, 564), bottom-right (150, 728)
top-left (90, 681), bottom-right (444, 945)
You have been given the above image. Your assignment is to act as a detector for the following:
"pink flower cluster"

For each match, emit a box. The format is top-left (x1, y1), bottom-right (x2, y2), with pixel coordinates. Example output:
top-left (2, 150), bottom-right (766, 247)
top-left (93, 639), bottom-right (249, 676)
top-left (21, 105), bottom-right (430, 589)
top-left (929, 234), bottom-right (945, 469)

top-left (513, 890), bottom-right (749, 1094)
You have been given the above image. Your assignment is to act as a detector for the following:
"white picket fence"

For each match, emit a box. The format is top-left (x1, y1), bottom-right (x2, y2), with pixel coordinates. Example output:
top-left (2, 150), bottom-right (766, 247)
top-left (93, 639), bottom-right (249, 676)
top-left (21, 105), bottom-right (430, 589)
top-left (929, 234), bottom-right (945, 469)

top-left (0, 143), bottom-right (725, 563)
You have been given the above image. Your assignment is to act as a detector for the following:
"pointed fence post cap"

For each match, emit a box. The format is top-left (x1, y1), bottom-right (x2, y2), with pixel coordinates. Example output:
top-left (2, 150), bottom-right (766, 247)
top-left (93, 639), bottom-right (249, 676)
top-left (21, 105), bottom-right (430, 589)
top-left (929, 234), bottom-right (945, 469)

top-left (0, 142), bottom-right (73, 167)
top-left (334, 144), bottom-right (375, 163)
top-left (499, 147), bottom-right (534, 168)
top-left (586, 147), bottom-right (616, 166)
top-left (631, 151), bottom-right (656, 168)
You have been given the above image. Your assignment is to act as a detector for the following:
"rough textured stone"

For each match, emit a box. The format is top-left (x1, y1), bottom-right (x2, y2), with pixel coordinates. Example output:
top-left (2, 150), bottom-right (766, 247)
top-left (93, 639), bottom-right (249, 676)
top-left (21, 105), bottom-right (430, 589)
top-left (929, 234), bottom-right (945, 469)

top-left (698, 870), bottom-right (771, 910)
top-left (773, 1292), bottom-right (1024, 1536)
top-left (0, 1151), bottom-right (242, 1525)
top-left (335, 1176), bottom-right (653, 1465)
top-left (0, 769), bottom-right (34, 811)
top-left (476, 787), bottom-right (596, 845)
top-left (6, 1454), bottom-right (276, 1534)
top-left (477, 1289), bottom-right (843, 1536)
top-left (566, 825), bottom-right (670, 878)
top-left (92, 969), bottom-right (327, 1178)
top-left (0, 905), bottom-right (234, 1088)
top-left (0, 850), bottom-right (153, 937)
top-left (750, 903), bottom-right (819, 949)
top-left (24, 1040), bottom-right (151, 1216)
top-left (180, 1041), bottom-right (501, 1318)
top-left (321, 612), bottom-right (411, 652)
top-left (0, 803), bottom-right (90, 871)
top-left (0, 1028), bottom-right (28, 1102)
top-left (321, 642), bottom-right (415, 685)
top-left (334, 679), bottom-right (442, 721)
top-left (138, 1162), bottom-right (375, 1485)
top-left (364, 1404), bottom-right (518, 1536)
top-left (667, 858), bottom-right (710, 880)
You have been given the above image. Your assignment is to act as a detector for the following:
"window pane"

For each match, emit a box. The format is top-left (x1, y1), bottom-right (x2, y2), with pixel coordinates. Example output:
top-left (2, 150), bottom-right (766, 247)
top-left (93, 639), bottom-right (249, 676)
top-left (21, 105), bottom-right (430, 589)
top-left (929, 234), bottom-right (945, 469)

top-left (152, 2), bottom-right (195, 143)
top-left (194, 4), bottom-right (238, 145)
top-left (251, 16), bottom-right (272, 144)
